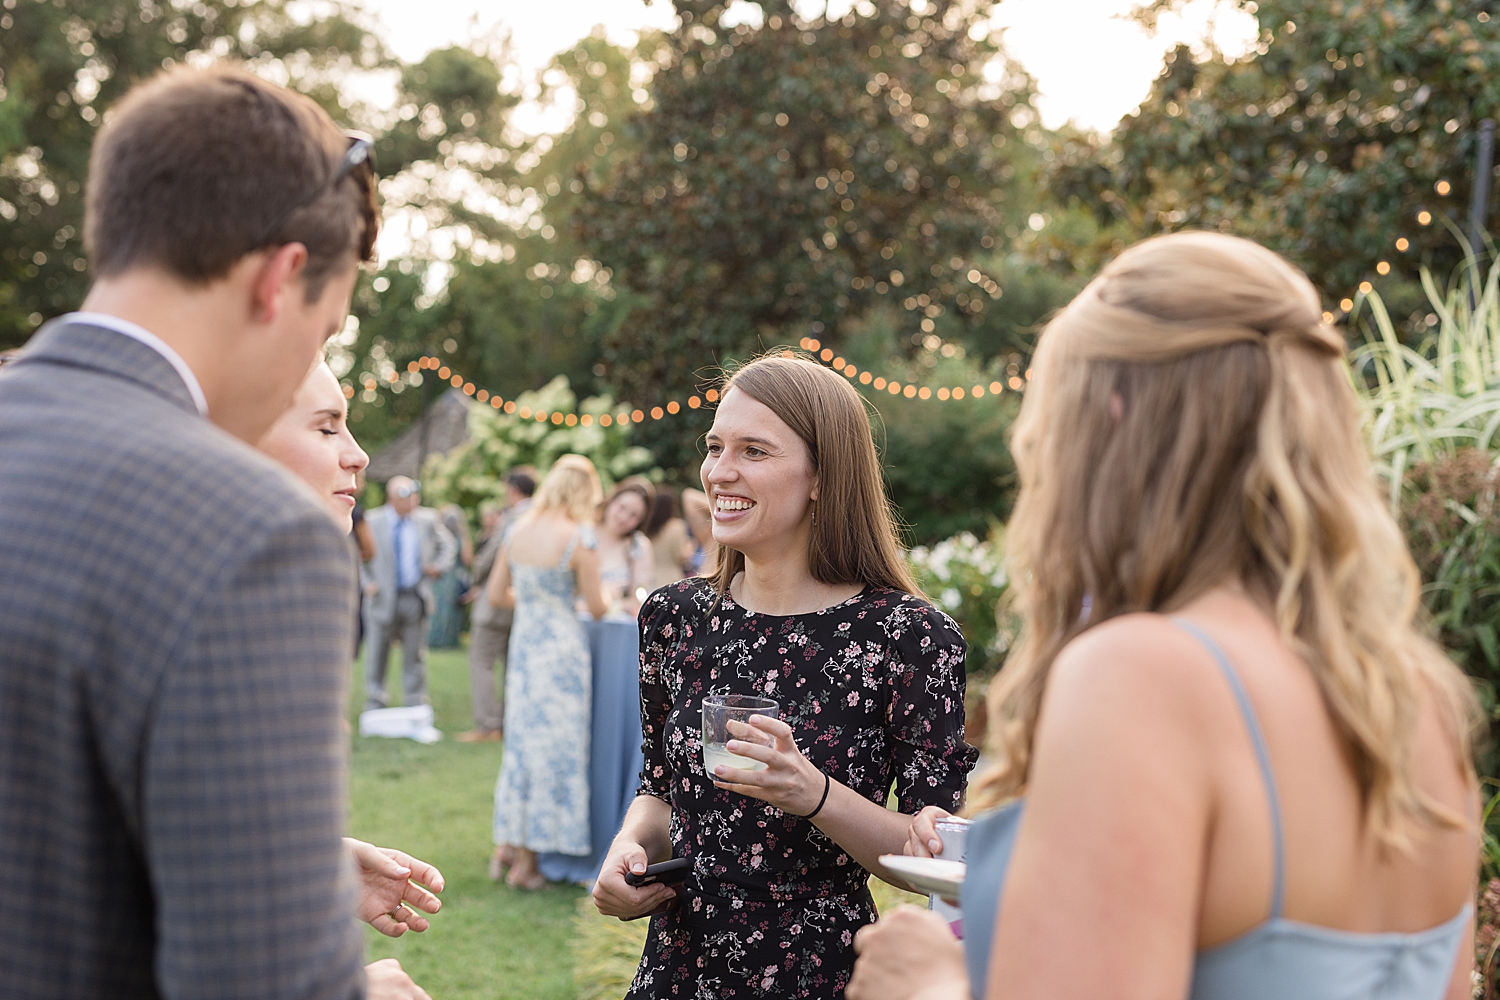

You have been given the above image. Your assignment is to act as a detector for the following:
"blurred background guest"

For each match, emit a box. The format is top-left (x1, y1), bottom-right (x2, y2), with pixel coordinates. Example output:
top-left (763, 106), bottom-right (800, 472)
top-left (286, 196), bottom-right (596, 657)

top-left (644, 488), bottom-right (695, 591)
top-left (474, 499), bottom-right (504, 552)
top-left (427, 502), bottom-right (473, 649)
top-left (361, 477), bottom-right (457, 710)
top-left (351, 475), bottom-right (376, 562)
top-left (679, 487), bottom-right (717, 577)
top-left (349, 475), bottom-right (375, 658)
top-left (487, 455), bottom-right (608, 889)
top-left (540, 473), bottom-right (658, 885)
top-left (597, 476), bottom-right (655, 617)
top-left (462, 467), bottom-right (536, 745)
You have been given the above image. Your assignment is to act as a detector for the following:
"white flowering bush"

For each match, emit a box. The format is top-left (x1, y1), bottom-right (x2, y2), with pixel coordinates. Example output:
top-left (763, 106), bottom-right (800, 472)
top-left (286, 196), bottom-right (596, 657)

top-left (906, 527), bottom-right (1016, 680)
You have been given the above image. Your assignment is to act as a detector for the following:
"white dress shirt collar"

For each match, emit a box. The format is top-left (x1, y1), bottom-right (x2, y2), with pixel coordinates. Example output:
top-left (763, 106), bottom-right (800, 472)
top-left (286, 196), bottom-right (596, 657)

top-left (63, 311), bottom-right (210, 417)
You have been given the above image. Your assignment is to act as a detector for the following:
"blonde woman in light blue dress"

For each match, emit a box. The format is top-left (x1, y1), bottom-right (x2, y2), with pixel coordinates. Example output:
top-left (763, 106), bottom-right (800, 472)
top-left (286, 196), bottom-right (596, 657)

top-left (485, 454), bottom-right (608, 890)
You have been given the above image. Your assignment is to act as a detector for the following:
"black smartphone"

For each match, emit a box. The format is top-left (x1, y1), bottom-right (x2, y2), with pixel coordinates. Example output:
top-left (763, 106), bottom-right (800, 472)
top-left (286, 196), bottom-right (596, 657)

top-left (624, 857), bottom-right (691, 888)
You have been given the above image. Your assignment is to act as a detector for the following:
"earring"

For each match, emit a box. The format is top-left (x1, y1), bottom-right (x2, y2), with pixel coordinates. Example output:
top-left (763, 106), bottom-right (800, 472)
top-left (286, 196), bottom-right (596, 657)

top-left (811, 500), bottom-right (816, 525)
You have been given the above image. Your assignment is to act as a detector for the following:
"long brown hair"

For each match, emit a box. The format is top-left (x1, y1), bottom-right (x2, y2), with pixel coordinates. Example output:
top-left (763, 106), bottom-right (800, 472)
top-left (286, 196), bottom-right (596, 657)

top-left (972, 232), bottom-right (1477, 848)
top-left (708, 354), bottom-right (920, 597)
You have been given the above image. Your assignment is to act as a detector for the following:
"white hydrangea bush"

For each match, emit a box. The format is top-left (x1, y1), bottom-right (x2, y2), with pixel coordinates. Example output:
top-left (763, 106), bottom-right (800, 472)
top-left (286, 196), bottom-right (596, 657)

top-left (906, 528), bottom-right (1016, 680)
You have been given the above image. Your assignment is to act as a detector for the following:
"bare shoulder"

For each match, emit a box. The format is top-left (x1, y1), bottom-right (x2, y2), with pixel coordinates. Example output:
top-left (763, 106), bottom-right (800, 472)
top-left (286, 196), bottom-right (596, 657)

top-left (1042, 614), bottom-right (1241, 748)
top-left (1053, 614), bottom-right (1228, 696)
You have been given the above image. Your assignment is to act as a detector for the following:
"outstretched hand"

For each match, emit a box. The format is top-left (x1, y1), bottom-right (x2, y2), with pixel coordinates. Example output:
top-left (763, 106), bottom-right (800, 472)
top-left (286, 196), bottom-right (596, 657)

top-left (346, 838), bottom-right (444, 937)
top-left (710, 715), bottom-right (825, 816)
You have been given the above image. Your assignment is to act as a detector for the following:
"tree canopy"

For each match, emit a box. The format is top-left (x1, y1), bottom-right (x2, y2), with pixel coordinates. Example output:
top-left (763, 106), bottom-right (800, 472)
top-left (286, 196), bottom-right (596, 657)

top-left (0, 0), bottom-right (391, 345)
top-left (576, 0), bottom-right (1042, 466)
top-left (1052, 0), bottom-right (1500, 305)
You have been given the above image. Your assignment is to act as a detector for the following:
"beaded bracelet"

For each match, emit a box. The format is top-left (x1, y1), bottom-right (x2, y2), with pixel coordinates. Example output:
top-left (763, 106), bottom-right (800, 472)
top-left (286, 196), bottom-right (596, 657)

top-left (799, 770), bottom-right (832, 820)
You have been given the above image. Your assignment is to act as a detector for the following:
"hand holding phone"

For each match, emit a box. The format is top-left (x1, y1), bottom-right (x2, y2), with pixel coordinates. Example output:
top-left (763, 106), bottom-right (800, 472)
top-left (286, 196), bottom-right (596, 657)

top-left (623, 857), bottom-right (691, 888)
top-left (620, 858), bottom-right (689, 920)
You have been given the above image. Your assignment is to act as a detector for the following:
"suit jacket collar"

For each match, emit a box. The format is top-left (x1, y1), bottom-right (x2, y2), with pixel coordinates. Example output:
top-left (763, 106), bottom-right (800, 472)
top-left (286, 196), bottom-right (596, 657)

top-left (17, 318), bottom-right (202, 418)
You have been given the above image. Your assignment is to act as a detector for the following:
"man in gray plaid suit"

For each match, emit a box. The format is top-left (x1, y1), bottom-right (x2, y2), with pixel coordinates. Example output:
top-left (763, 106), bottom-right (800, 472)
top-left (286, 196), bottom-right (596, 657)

top-left (0, 67), bottom-right (429, 999)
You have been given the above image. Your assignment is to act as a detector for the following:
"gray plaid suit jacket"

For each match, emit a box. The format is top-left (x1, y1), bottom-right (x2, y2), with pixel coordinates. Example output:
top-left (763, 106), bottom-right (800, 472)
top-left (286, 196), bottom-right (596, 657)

top-left (0, 319), bottom-right (365, 999)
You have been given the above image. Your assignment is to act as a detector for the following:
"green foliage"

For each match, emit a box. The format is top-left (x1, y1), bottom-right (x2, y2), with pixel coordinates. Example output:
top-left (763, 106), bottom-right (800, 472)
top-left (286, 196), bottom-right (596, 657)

top-left (342, 32), bottom-right (647, 452)
top-left (0, 0), bottom-right (389, 345)
top-left (835, 307), bottom-right (1023, 542)
top-left (1352, 249), bottom-right (1500, 509)
top-left (344, 250), bottom-right (632, 453)
top-left (1399, 448), bottom-right (1500, 776)
top-left (875, 385), bottom-right (1020, 545)
top-left (420, 376), bottom-right (658, 517)
top-left (578, 0), bottom-right (1043, 469)
top-left (1053, 0), bottom-right (1500, 301)
top-left (1353, 252), bottom-right (1500, 777)
top-left (906, 528), bottom-right (1015, 682)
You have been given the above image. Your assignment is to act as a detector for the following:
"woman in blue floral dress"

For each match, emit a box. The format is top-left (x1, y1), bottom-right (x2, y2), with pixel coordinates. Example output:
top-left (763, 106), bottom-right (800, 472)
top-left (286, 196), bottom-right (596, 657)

top-left (486, 454), bottom-right (608, 890)
top-left (592, 357), bottom-right (978, 999)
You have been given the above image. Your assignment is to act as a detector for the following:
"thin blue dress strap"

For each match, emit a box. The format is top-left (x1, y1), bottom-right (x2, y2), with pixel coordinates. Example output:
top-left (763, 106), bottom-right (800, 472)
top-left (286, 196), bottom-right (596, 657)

top-left (559, 524), bottom-right (598, 570)
top-left (1170, 618), bottom-right (1286, 920)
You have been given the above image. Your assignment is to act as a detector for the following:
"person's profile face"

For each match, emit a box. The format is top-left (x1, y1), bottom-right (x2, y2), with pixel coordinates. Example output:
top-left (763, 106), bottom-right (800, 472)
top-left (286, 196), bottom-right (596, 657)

top-left (604, 492), bottom-right (648, 537)
top-left (256, 362), bottom-right (368, 531)
top-left (700, 387), bottom-right (817, 555)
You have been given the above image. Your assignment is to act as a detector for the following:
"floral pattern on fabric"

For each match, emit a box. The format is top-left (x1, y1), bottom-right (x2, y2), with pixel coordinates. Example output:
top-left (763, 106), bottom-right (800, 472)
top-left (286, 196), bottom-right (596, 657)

top-left (492, 525), bottom-right (597, 855)
top-left (625, 578), bottom-right (978, 1000)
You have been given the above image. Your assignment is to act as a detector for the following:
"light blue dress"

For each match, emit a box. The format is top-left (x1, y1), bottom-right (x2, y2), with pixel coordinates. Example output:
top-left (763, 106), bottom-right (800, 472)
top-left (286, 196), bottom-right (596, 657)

top-left (961, 618), bottom-right (1469, 1000)
top-left (492, 525), bottom-right (596, 856)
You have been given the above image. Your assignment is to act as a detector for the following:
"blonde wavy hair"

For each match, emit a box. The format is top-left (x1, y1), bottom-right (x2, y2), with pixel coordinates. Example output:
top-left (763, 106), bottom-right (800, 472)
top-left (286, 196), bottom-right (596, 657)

top-left (971, 232), bottom-right (1478, 848)
top-left (523, 454), bottom-right (603, 526)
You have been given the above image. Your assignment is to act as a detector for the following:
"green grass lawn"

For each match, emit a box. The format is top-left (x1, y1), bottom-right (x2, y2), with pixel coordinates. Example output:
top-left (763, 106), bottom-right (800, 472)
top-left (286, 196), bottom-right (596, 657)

top-left (348, 645), bottom-right (586, 1000)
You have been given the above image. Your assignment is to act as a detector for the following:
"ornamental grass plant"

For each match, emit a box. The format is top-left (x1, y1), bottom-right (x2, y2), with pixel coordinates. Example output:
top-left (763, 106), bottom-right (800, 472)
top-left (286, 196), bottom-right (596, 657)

top-left (1351, 249), bottom-right (1500, 760)
top-left (1352, 246), bottom-right (1500, 511)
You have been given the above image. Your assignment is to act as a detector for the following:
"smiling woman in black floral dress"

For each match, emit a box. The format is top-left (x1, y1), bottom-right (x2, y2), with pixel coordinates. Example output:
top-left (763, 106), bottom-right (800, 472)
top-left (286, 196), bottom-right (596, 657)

top-left (592, 355), bottom-right (979, 1000)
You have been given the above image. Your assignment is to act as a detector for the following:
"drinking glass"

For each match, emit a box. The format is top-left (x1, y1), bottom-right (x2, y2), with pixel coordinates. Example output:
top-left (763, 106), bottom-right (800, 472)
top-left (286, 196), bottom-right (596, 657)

top-left (701, 694), bottom-right (780, 776)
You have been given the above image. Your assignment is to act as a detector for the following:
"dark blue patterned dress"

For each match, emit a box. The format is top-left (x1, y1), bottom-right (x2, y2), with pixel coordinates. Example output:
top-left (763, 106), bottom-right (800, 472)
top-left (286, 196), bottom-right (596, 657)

top-left (626, 578), bottom-right (978, 1000)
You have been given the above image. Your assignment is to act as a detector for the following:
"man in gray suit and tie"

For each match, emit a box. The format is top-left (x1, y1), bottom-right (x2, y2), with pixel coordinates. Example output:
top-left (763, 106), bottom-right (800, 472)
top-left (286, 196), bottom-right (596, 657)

top-left (362, 476), bottom-right (457, 710)
top-left (0, 66), bottom-right (427, 999)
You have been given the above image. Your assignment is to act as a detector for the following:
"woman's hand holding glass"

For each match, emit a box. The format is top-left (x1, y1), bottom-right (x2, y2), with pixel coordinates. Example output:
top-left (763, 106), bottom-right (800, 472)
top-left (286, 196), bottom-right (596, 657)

top-left (710, 715), bottom-right (825, 816)
top-left (848, 906), bottom-right (969, 1000)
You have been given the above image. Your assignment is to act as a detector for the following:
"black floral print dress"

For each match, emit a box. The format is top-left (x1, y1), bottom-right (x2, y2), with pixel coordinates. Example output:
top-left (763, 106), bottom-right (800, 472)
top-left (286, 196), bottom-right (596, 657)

top-left (625, 578), bottom-right (979, 1000)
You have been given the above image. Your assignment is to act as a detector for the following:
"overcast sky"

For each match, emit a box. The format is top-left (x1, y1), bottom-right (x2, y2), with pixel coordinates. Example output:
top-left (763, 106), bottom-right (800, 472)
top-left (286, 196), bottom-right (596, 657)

top-left (356, 0), bottom-right (1258, 135)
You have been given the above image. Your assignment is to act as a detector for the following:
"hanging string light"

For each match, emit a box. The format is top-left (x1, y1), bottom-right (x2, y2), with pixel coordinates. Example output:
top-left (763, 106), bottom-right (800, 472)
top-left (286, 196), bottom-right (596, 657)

top-left (355, 357), bottom-right (723, 426)
top-left (796, 337), bottom-right (1029, 397)
top-left (353, 346), bottom-right (1030, 418)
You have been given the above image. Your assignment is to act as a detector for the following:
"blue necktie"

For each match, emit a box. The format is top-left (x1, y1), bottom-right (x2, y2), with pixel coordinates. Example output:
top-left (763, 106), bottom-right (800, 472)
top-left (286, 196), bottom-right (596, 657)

top-left (392, 516), bottom-right (406, 589)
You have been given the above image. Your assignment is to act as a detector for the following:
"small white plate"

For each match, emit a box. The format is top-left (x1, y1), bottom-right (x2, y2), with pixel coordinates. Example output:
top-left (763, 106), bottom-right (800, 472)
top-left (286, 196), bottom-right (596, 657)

top-left (878, 855), bottom-right (966, 902)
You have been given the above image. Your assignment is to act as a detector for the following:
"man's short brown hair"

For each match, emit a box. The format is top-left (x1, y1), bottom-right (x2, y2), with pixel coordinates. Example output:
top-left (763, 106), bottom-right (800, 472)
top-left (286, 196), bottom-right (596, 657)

top-left (84, 65), bottom-right (377, 299)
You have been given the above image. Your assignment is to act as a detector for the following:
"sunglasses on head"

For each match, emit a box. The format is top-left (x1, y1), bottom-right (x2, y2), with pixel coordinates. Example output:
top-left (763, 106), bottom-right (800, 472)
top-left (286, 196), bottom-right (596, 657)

top-left (257, 130), bottom-right (375, 249)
